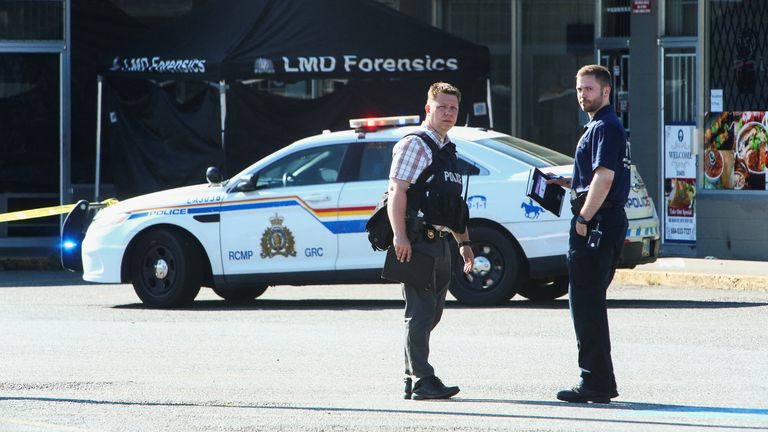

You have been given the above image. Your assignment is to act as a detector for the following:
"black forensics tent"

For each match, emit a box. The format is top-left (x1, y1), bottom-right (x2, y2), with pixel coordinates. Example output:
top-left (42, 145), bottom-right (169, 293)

top-left (94, 0), bottom-right (492, 198)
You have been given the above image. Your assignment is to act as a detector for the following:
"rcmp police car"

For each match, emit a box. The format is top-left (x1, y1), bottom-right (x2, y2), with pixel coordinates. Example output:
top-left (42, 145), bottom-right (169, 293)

top-left (62, 115), bottom-right (659, 307)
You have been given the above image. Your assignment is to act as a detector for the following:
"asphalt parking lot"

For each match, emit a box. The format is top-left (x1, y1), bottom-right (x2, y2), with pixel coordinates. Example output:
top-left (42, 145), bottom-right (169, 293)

top-left (1, 272), bottom-right (767, 432)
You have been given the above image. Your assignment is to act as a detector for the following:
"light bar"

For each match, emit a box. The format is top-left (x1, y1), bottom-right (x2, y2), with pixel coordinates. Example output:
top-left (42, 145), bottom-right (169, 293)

top-left (349, 115), bottom-right (420, 130)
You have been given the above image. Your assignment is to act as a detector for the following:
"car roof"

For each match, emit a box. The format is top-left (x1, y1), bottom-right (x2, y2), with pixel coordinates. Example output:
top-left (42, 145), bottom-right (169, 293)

top-left (291, 125), bottom-right (507, 148)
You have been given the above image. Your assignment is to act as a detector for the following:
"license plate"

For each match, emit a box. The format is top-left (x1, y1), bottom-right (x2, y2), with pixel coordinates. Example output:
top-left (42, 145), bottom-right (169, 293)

top-left (641, 238), bottom-right (651, 257)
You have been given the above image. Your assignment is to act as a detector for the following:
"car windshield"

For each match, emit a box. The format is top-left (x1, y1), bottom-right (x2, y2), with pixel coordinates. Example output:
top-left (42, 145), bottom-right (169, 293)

top-left (474, 135), bottom-right (574, 168)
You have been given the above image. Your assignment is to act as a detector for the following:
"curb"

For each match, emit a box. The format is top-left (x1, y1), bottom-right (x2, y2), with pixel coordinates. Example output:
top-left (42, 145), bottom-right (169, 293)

top-left (614, 269), bottom-right (768, 292)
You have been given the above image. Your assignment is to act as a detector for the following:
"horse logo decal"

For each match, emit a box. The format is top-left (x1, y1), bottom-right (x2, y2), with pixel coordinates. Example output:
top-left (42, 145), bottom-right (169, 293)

top-left (521, 199), bottom-right (544, 219)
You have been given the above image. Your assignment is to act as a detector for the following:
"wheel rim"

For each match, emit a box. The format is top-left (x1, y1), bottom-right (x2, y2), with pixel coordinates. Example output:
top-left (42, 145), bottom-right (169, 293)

top-left (456, 242), bottom-right (506, 293)
top-left (140, 244), bottom-right (177, 296)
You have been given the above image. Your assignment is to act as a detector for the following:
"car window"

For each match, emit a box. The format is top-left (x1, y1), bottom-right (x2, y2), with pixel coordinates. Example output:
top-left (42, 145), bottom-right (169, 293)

top-left (358, 142), bottom-right (394, 181)
top-left (355, 141), bottom-right (487, 181)
top-left (256, 144), bottom-right (347, 189)
top-left (475, 135), bottom-right (574, 168)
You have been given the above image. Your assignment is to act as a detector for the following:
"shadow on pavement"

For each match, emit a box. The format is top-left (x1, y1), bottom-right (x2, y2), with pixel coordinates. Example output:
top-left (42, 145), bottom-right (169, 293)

top-left (113, 298), bottom-right (406, 311)
top-left (111, 297), bottom-right (768, 311)
top-left (1, 395), bottom-right (766, 430)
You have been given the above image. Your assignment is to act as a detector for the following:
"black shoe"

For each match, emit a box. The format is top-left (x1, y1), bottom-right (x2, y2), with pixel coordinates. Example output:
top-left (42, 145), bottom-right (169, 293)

top-left (610, 388), bottom-right (619, 399)
top-left (404, 377), bottom-right (412, 399)
top-left (556, 386), bottom-right (611, 404)
top-left (412, 376), bottom-right (460, 400)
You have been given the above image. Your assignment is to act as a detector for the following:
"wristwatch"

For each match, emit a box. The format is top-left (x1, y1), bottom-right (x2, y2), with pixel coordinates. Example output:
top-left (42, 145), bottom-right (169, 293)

top-left (576, 215), bottom-right (590, 225)
top-left (458, 240), bottom-right (472, 247)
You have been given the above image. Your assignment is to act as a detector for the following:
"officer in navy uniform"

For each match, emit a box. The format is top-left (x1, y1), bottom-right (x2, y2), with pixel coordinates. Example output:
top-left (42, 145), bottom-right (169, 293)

top-left (548, 65), bottom-right (630, 403)
top-left (387, 82), bottom-right (475, 400)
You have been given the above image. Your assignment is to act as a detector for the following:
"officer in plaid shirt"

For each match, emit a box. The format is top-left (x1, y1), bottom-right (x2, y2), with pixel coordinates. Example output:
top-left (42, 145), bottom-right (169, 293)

top-left (387, 82), bottom-right (474, 400)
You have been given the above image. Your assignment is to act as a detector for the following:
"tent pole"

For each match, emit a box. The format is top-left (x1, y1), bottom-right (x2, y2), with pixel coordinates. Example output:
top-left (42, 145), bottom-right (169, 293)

top-left (486, 78), bottom-right (494, 130)
top-left (95, 75), bottom-right (103, 202)
top-left (219, 80), bottom-right (227, 174)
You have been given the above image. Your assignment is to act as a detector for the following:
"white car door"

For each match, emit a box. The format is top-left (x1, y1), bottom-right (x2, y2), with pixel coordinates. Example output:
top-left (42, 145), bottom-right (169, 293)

top-left (336, 141), bottom-right (393, 270)
top-left (220, 144), bottom-right (347, 276)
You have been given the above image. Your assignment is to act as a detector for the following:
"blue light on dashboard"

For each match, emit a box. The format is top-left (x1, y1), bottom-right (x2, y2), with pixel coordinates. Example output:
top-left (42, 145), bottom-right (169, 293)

top-left (62, 240), bottom-right (78, 250)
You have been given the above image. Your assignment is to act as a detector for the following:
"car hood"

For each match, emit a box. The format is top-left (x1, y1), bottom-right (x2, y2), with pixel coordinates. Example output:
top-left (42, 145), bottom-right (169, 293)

top-left (102, 183), bottom-right (227, 215)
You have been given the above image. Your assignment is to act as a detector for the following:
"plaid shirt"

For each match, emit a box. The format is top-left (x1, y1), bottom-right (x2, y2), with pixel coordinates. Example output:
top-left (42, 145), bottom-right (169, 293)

top-left (389, 123), bottom-right (450, 184)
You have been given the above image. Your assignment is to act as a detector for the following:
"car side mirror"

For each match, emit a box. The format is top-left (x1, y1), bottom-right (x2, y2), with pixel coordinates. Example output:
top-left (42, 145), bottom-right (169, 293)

top-left (234, 173), bottom-right (258, 192)
top-left (206, 166), bottom-right (223, 184)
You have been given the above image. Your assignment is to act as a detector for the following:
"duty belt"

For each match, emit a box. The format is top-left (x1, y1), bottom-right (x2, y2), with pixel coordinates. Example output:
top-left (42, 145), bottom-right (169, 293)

top-left (424, 225), bottom-right (449, 240)
top-left (571, 192), bottom-right (615, 214)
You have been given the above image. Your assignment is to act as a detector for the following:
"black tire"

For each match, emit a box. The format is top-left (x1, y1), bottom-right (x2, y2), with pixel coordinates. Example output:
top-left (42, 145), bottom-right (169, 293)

top-left (518, 276), bottom-right (569, 301)
top-left (129, 229), bottom-right (202, 308)
top-left (449, 225), bottom-right (525, 306)
top-left (212, 285), bottom-right (268, 302)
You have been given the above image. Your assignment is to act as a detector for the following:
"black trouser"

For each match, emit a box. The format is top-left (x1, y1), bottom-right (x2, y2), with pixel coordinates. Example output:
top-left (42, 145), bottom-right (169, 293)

top-left (567, 205), bottom-right (627, 392)
top-left (402, 234), bottom-right (452, 380)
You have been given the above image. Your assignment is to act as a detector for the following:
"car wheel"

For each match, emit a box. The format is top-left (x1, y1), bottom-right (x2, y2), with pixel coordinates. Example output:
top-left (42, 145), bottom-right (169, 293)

top-left (517, 276), bottom-right (569, 301)
top-left (449, 225), bottom-right (524, 306)
top-left (129, 229), bottom-right (202, 308)
top-left (212, 285), bottom-right (268, 302)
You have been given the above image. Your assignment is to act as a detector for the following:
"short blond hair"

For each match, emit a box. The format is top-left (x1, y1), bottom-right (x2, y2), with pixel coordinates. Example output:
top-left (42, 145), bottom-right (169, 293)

top-left (576, 64), bottom-right (612, 89)
top-left (427, 82), bottom-right (461, 103)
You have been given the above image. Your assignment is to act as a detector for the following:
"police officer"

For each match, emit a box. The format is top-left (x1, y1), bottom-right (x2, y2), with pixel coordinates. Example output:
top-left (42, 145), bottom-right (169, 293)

top-left (387, 82), bottom-right (474, 400)
top-left (548, 65), bottom-right (630, 404)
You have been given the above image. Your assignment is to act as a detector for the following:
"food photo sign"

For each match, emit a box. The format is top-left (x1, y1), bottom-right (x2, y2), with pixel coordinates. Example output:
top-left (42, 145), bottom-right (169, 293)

top-left (664, 124), bottom-right (696, 243)
top-left (704, 111), bottom-right (768, 191)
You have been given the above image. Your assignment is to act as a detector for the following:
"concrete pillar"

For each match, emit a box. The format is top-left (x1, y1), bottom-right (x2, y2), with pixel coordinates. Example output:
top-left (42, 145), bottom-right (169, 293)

top-left (629, 5), bottom-right (661, 213)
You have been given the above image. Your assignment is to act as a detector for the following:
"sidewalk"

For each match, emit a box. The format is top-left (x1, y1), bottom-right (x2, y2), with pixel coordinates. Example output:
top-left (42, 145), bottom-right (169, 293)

top-left (614, 257), bottom-right (768, 292)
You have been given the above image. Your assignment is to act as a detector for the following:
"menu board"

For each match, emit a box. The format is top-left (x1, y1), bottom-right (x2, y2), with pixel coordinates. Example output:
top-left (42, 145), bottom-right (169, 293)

top-left (703, 111), bottom-right (768, 190)
top-left (664, 125), bottom-right (696, 243)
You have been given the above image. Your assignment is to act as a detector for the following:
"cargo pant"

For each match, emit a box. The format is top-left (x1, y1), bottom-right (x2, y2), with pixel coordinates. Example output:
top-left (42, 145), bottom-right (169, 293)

top-left (402, 232), bottom-right (452, 380)
top-left (567, 205), bottom-right (627, 392)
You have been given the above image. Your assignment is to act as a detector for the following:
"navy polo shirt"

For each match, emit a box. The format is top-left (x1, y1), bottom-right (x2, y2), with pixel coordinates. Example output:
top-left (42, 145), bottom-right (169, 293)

top-left (572, 105), bottom-right (630, 206)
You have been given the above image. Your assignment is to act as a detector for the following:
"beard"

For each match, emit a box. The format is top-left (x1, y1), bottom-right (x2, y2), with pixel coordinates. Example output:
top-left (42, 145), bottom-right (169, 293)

top-left (579, 97), bottom-right (601, 114)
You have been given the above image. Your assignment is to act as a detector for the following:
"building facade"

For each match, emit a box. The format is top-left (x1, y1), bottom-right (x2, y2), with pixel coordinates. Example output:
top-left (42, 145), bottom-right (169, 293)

top-left (1, 0), bottom-right (766, 260)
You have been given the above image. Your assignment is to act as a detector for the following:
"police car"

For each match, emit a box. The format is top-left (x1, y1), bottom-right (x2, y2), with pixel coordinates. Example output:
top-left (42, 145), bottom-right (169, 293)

top-left (62, 115), bottom-right (659, 307)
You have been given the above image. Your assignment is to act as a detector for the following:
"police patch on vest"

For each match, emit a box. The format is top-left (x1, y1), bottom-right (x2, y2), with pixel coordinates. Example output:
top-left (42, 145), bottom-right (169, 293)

top-left (260, 213), bottom-right (297, 258)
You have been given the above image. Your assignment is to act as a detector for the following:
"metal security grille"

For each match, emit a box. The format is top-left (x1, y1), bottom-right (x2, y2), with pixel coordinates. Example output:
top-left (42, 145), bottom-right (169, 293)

top-left (710, 0), bottom-right (768, 111)
top-left (664, 50), bottom-right (696, 123)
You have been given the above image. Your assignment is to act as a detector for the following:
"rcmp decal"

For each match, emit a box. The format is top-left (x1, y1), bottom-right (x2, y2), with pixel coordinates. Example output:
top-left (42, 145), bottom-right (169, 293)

top-left (260, 213), bottom-right (297, 258)
top-left (186, 194), bottom-right (223, 205)
top-left (467, 195), bottom-right (487, 210)
top-left (521, 199), bottom-right (544, 219)
top-left (127, 195), bottom-right (375, 234)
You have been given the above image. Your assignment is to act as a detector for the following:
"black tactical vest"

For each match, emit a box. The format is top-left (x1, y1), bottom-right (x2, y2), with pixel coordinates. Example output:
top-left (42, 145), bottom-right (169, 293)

top-left (405, 131), bottom-right (469, 233)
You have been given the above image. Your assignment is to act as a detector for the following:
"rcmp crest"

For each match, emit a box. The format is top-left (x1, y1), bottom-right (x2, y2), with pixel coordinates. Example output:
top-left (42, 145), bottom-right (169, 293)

top-left (260, 213), bottom-right (296, 258)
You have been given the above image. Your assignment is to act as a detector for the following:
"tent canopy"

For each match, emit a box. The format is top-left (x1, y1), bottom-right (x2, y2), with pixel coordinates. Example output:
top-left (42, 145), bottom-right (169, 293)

top-left (102, 0), bottom-right (490, 81)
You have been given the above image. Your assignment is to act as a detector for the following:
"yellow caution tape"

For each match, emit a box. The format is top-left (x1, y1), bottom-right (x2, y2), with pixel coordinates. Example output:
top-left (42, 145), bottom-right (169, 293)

top-left (0, 199), bottom-right (119, 223)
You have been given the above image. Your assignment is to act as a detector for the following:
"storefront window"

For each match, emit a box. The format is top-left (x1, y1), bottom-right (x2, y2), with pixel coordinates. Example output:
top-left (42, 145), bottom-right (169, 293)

top-left (0, 53), bottom-right (61, 237)
top-left (439, 0), bottom-right (511, 134)
top-left (519, 0), bottom-right (594, 156)
top-left (665, 0), bottom-right (697, 37)
top-left (0, 54), bottom-right (60, 193)
top-left (601, 0), bottom-right (630, 37)
top-left (0, 0), bottom-right (64, 40)
top-left (705, 0), bottom-right (768, 191)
